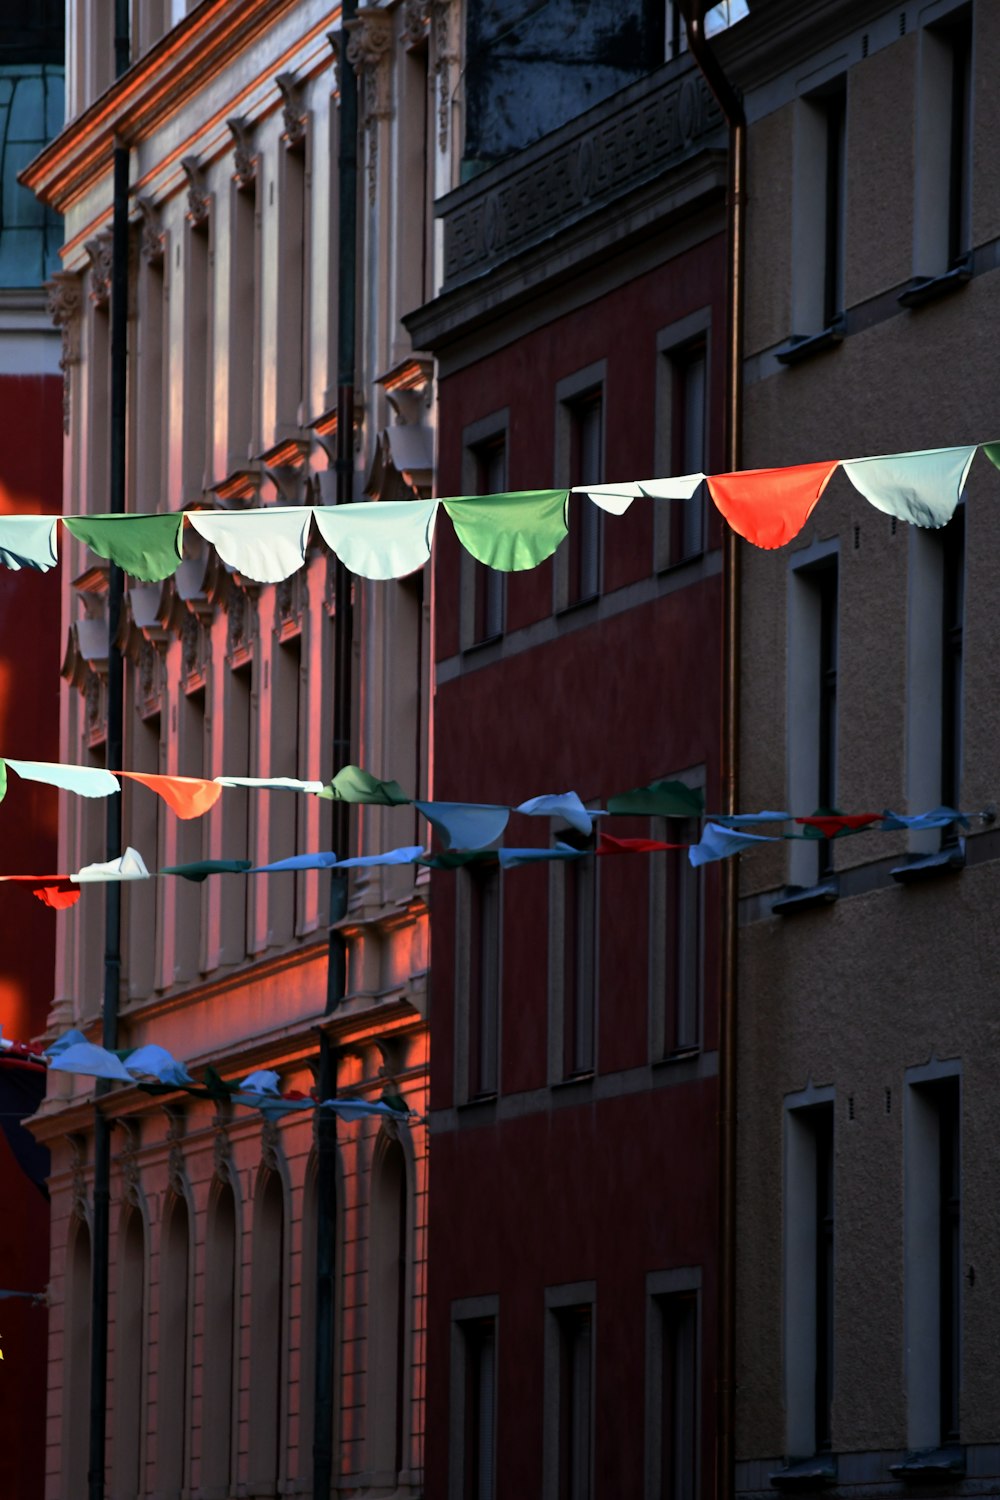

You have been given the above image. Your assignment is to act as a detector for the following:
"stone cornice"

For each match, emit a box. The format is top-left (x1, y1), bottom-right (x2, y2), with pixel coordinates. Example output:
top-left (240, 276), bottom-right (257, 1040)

top-left (20, 0), bottom-right (339, 214)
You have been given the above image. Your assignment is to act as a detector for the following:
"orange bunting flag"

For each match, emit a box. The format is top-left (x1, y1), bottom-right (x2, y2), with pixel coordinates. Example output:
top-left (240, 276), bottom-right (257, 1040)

top-left (707, 460), bottom-right (839, 549)
top-left (0, 875), bottom-right (82, 908)
top-left (119, 772), bottom-right (223, 820)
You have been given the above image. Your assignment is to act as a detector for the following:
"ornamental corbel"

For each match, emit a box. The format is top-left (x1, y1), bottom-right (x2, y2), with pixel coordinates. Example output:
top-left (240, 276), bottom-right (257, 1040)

top-left (181, 156), bottom-right (211, 227)
top-left (135, 196), bottom-right (165, 265)
top-left (275, 73), bottom-right (307, 151)
top-left (84, 227), bottom-right (113, 307)
top-left (430, 0), bottom-right (459, 151)
top-left (46, 270), bottom-right (82, 433)
top-left (227, 116), bottom-right (257, 188)
top-left (345, 10), bottom-right (394, 203)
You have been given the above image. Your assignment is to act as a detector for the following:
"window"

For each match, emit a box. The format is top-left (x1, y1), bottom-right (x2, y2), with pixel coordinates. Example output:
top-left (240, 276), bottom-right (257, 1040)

top-left (182, 218), bottom-right (211, 502)
top-left (114, 1207), bottom-right (146, 1497)
top-left (274, 135), bottom-right (307, 439)
top-left (467, 864), bottom-right (501, 1097)
top-left (787, 549), bottom-right (838, 887)
top-left (654, 316), bottom-right (711, 569)
top-left (472, 437), bottom-right (506, 643)
top-left (136, 247), bottom-right (166, 507)
top-left (158, 1191), bottom-right (190, 1493)
top-left (650, 807), bottom-right (703, 1058)
top-left (227, 173), bottom-right (259, 469)
top-left (450, 1305), bottom-right (498, 1500)
top-left (905, 510), bottom-right (965, 851)
top-left (562, 854), bottom-right (597, 1078)
top-left (543, 1285), bottom-right (595, 1500)
top-left (790, 78), bottom-right (846, 339)
top-left (915, 7), bottom-right (973, 279)
top-left (664, 0), bottom-right (749, 58)
top-left (566, 391), bottom-right (603, 603)
top-left (904, 1064), bottom-right (962, 1451)
top-left (249, 1169), bottom-right (285, 1492)
top-left (202, 1179), bottom-right (237, 1491)
top-left (783, 1092), bottom-right (835, 1459)
top-left (646, 1280), bottom-right (699, 1500)
top-left (670, 346), bottom-right (707, 561)
top-left (369, 1138), bottom-right (409, 1484)
top-left (62, 1216), bottom-right (91, 1498)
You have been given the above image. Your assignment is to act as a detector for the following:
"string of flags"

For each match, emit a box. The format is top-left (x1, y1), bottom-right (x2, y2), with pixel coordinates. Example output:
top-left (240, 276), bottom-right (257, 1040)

top-left (0, 440), bottom-right (988, 584)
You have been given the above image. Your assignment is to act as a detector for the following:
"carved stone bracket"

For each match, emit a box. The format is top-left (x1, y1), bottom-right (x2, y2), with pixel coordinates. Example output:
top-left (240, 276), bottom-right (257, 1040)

top-left (430, 0), bottom-right (458, 152)
top-left (401, 0), bottom-right (429, 47)
top-left (46, 270), bottom-right (82, 434)
top-left (84, 227), bottom-right (113, 307)
top-left (118, 1121), bottom-right (142, 1208)
top-left (135, 196), bottom-right (165, 265)
top-left (181, 156), bottom-right (211, 227)
top-left (261, 437), bottom-right (311, 504)
top-left (276, 73), bottom-right (307, 150)
top-left (228, 116), bottom-right (257, 188)
top-left (261, 1117), bottom-right (283, 1175)
top-left (213, 1121), bottom-right (233, 1180)
top-left (68, 1133), bottom-right (89, 1221)
top-left (346, 10), bottom-right (393, 203)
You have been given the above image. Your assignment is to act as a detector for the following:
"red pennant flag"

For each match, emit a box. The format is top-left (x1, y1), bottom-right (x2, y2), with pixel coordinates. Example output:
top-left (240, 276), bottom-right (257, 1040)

top-left (796, 813), bottom-right (881, 838)
top-left (707, 460), bottom-right (839, 549)
top-left (119, 771), bottom-right (223, 819)
top-left (597, 833), bottom-right (689, 855)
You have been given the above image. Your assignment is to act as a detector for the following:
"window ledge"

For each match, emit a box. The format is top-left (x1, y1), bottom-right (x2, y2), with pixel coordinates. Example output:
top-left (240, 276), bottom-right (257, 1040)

top-left (898, 261), bottom-right (971, 309)
top-left (654, 1046), bottom-right (701, 1067)
top-left (552, 1069), bottom-right (595, 1090)
top-left (556, 591), bottom-right (600, 617)
top-left (890, 841), bottom-right (965, 884)
top-left (775, 319), bottom-right (845, 366)
top-left (769, 1456), bottom-right (837, 1490)
top-left (462, 632), bottom-right (504, 655)
top-left (457, 1091), bottom-right (498, 1112)
top-left (772, 880), bottom-right (839, 915)
top-left (889, 1445), bottom-right (965, 1483)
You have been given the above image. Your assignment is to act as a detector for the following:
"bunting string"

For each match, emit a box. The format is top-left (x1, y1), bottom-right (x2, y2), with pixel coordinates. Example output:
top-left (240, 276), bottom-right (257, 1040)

top-left (0, 440), bottom-right (990, 584)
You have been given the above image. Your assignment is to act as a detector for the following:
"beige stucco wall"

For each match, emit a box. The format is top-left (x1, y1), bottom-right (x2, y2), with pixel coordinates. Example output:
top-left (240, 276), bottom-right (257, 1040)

top-left (736, 0), bottom-right (1000, 1469)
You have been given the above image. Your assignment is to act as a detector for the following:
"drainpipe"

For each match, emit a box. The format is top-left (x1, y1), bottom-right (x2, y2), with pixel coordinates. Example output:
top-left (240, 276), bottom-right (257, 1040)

top-left (676, 9), bottom-right (744, 1500)
top-left (314, 3), bottom-right (358, 1494)
top-left (89, 4), bottom-right (131, 1497)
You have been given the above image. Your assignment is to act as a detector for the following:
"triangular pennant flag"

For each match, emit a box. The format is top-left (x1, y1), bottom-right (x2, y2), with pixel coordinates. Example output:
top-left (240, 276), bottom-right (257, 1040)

top-left (607, 779), bottom-right (704, 818)
top-left (323, 765), bottom-right (411, 805)
top-left (597, 833), bottom-right (689, 854)
top-left (707, 461), bottom-right (839, 549)
top-left (689, 822), bottom-right (778, 866)
top-left (160, 859), bottom-right (253, 881)
top-left (443, 490), bottom-right (568, 571)
top-left (71, 847), bottom-right (149, 883)
top-left (119, 771), bottom-right (222, 819)
top-left (413, 800), bottom-right (510, 850)
top-left (840, 445), bottom-right (976, 529)
top-left (5, 758), bottom-right (119, 798)
top-left (795, 812), bottom-right (881, 838)
top-left (514, 792), bottom-right (597, 836)
top-left (62, 513), bottom-right (185, 581)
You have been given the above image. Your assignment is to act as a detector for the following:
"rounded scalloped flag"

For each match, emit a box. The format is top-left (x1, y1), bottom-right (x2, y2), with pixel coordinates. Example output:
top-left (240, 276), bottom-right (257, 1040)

top-left (707, 461), bottom-right (839, 549)
top-left (443, 490), bottom-right (569, 571)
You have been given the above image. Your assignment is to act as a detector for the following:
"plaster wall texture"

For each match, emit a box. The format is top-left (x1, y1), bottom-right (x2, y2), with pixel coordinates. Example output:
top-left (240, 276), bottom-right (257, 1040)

top-left (23, 0), bottom-right (453, 1493)
top-left (734, 0), bottom-right (1000, 1476)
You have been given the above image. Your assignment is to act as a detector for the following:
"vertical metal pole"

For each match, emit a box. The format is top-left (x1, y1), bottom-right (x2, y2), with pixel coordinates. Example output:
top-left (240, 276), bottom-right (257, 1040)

top-left (88, 9), bottom-right (130, 1498)
top-left (676, 11), bottom-right (744, 1500)
top-left (314, 6), bottom-right (358, 1495)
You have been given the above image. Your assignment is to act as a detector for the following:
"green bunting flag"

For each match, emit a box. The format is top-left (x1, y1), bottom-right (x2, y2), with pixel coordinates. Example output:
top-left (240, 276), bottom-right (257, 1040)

top-left (606, 779), bottom-right (705, 818)
top-left (159, 858), bottom-right (253, 882)
top-left (443, 489), bottom-right (569, 571)
top-left (63, 513), bottom-right (185, 582)
top-left (323, 764), bottom-right (411, 805)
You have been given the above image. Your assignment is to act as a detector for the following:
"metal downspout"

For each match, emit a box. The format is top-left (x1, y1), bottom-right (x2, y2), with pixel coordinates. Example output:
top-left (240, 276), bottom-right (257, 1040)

top-left (314, 4), bottom-right (358, 1494)
top-left (677, 9), bottom-right (745, 1500)
top-left (89, 4), bottom-right (131, 1496)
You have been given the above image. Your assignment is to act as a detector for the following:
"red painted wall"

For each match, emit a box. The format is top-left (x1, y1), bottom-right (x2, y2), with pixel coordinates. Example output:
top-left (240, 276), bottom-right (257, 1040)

top-left (426, 235), bottom-right (726, 1494)
top-left (0, 372), bottom-right (63, 1500)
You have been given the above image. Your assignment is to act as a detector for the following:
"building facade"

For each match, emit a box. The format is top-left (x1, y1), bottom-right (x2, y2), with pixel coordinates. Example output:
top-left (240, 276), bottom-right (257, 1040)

top-left (408, 53), bottom-right (730, 1500)
top-left (0, 5), bottom-right (65, 1497)
top-left (709, 1), bottom-right (1000, 1495)
top-left (23, 1), bottom-right (457, 1494)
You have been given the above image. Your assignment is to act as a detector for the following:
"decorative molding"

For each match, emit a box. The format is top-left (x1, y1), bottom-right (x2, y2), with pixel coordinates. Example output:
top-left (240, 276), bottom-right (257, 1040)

top-left (261, 1117), bottom-right (283, 1174)
top-left (439, 70), bottom-right (723, 288)
top-left (379, 356), bottom-right (434, 426)
top-left (46, 270), bottom-right (82, 434)
top-left (68, 1133), bottom-right (88, 1220)
top-left (213, 1121), bottom-right (233, 1178)
top-left (135, 196), bottom-right (165, 264)
top-left (275, 72), bottom-right (307, 150)
top-left (181, 156), bottom-right (211, 226)
top-left (227, 116), bottom-right (257, 188)
top-left (261, 436), bottom-right (311, 503)
top-left (84, 227), bottom-right (113, 307)
top-left (345, 10), bottom-right (393, 203)
top-left (402, 0), bottom-right (429, 47)
top-left (118, 1121), bottom-right (142, 1208)
top-left (430, 0), bottom-right (459, 151)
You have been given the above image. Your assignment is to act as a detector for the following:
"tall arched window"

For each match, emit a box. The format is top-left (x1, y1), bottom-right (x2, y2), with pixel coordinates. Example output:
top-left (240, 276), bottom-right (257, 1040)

top-left (114, 1206), bottom-right (146, 1495)
top-left (158, 1190), bottom-right (190, 1492)
top-left (248, 1168), bottom-right (285, 1491)
top-left (299, 1157), bottom-right (317, 1489)
top-left (368, 1137), bottom-right (409, 1485)
top-left (202, 1179), bottom-right (237, 1491)
top-left (63, 1214), bottom-right (91, 1497)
